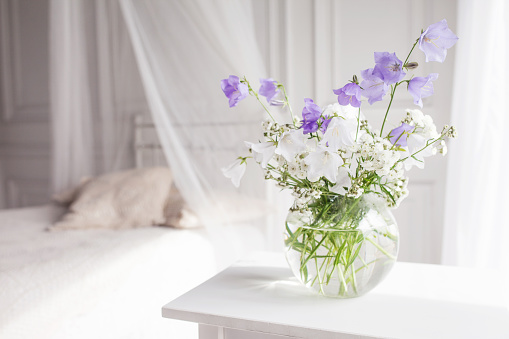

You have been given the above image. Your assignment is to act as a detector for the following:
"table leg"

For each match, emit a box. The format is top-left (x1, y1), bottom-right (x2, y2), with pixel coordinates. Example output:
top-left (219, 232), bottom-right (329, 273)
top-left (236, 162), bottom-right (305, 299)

top-left (199, 324), bottom-right (224, 339)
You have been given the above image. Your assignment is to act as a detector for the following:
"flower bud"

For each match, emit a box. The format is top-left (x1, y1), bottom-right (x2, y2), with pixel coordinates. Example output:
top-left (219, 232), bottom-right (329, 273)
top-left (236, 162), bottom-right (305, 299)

top-left (404, 62), bottom-right (419, 70)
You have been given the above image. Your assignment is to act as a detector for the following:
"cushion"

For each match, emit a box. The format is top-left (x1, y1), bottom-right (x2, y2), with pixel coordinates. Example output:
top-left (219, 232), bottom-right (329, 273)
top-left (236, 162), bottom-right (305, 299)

top-left (51, 167), bottom-right (198, 230)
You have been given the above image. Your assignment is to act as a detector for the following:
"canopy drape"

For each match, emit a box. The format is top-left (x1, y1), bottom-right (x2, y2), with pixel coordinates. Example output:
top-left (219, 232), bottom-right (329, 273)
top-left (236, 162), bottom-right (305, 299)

top-left (50, 0), bottom-right (95, 193)
top-left (50, 0), bottom-right (276, 265)
top-left (442, 0), bottom-right (509, 279)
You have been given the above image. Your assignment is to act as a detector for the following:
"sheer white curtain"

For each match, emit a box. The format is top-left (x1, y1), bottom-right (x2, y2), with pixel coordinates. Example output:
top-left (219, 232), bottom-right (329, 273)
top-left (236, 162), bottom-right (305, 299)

top-left (50, 0), bottom-right (147, 193)
top-left (50, 0), bottom-right (95, 193)
top-left (442, 0), bottom-right (509, 275)
top-left (119, 0), bottom-right (271, 263)
top-left (0, 162), bottom-right (5, 209)
top-left (50, 0), bottom-right (273, 263)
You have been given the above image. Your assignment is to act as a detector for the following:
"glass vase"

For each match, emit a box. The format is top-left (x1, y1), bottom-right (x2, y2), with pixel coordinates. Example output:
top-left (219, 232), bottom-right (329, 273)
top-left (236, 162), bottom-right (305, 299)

top-left (284, 195), bottom-right (399, 298)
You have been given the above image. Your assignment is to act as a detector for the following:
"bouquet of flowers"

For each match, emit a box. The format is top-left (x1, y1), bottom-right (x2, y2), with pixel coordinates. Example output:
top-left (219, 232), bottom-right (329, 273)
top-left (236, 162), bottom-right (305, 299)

top-left (221, 20), bottom-right (458, 298)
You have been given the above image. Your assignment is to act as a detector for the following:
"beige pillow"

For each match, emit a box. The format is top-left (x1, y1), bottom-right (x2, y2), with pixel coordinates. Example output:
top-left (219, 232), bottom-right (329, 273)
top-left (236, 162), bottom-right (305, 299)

top-left (162, 185), bottom-right (202, 229)
top-left (51, 167), bottom-right (181, 230)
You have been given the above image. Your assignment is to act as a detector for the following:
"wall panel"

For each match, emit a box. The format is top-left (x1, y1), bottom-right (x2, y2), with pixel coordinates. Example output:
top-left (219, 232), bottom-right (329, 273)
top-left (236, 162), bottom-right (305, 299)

top-left (0, 0), bottom-right (50, 208)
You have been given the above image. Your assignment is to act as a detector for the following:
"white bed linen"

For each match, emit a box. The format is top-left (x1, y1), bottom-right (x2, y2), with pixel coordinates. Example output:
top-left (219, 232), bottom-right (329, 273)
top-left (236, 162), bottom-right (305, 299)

top-left (0, 205), bottom-right (216, 339)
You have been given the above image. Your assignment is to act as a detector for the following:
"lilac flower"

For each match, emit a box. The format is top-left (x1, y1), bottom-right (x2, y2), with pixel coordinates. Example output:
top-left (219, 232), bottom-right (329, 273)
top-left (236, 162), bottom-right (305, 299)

top-left (408, 73), bottom-right (439, 108)
top-left (300, 98), bottom-right (322, 134)
top-left (221, 75), bottom-right (249, 107)
top-left (333, 83), bottom-right (362, 108)
top-left (320, 115), bottom-right (332, 134)
top-left (389, 123), bottom-right (415, 147)
top-left (373, 52), bottom-right (406, 85)
top-left (360, 68), bottom-right (389, 105)
top-left (419, 19), bottom-right (458, 63)
top-left (259, 78), bottom-right (282, 106)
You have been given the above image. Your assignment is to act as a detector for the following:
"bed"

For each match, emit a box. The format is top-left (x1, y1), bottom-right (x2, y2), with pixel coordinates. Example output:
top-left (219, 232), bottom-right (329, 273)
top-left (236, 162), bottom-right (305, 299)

top-left (0, 204), bottom-right (221, 339)
top-left (0, 116), bottom-right (270, 339)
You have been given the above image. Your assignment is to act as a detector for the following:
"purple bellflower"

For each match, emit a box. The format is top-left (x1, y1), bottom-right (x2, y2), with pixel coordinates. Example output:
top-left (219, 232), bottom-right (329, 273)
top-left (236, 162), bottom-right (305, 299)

top-left (408, 73), bottom-right (439, 108)
top-left (320, 115), bottom-right (332, 134)
top-left (360, 68), bottom-right (389, 105)
top-left (419, 19), bottom-right (459, 63)
top-left (389, 123), bottom-right (415, 147)
top-left (221, 75), bottom-right (249, 108)
top-left (373, 52), bottom-right (406, 85)
top-left (333, 83), bottom-right (362, 108)
top-left (300, 98), bottom-right (322, 134)
top-left (259, 78), bottom-right (283, 106)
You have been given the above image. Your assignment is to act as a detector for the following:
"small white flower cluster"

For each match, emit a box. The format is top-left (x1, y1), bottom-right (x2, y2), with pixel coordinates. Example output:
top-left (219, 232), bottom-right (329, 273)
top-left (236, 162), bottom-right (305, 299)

top-left (383, 175), bottom-right (409, 207)
top-left (292, 187), bottom-right (321, 209)
top-left (359, 135), bottom-right (400, 176)
top-left (261, 119), bottom-right (283, 138)
top-left (287, 157), bottom-right (309, 180)
top-left (346, 179), bottom-right (364, 199)
top-left (442, 125), bottom-right (457, 138)
top-left (402, 109), bottom-right (439, 139)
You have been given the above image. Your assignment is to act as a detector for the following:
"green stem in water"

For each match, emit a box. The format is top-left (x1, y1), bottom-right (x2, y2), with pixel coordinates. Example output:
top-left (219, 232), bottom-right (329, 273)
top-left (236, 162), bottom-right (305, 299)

top-left (366, 237), bottom-right (397, 260)
top-left (350, 262), bottom-right (358, 295)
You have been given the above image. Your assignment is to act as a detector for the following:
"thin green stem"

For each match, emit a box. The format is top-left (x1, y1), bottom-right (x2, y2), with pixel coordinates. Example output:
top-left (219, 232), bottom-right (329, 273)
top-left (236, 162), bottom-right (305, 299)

top-left (379, 37), bottom-right (419, 137)
top-left (395, 131), bottom-right (447, 166)
top-left (366, 237), bottom-right (396, 260)
top-left (380, 83), bottom-right (398, 137)
top-left (337, 263), bottom-right (348, 293)
top-left (281, 85), bottom-right (295, 124)
top-left (403, 39), bottom-right (419, 69)
top-left (350, 263), bottom-right (358, 295)
top-left (355, 107), bottom-right (361, 142)
top-left (243, 77), bottom-right (277, 123)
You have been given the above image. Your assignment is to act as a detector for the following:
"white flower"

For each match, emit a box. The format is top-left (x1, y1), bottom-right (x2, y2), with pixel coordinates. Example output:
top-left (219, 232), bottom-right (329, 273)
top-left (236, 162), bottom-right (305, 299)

top-left (275, 129), bottom-right (306, 162)
top-left (304, 137), bottom-right (318, 152)
top-left (221, 158), bottom-right (247, 188)
top-left (330, 167), bottom-right (351, 195)
top-left (272, 154), bottom-right (286, 167)
top-left (245, 141), bottom-right (276, 168)
top-left (402, 134), bottom-right (436, 170)
top-left (304, 146), bottom-right (343, 183)
top-left (321, 117), bottom-right (357, 150)
top-left (323, 103), bottom-right (361, 120)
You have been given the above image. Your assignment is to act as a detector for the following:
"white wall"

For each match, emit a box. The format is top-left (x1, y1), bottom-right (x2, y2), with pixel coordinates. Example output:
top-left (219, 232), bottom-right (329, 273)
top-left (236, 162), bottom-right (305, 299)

top-left (0, 0), bottom-right (147, 208)
top-left (0, 0), bottom-right (51, 208)
top-left (0, 0), bottom-right (457, 264)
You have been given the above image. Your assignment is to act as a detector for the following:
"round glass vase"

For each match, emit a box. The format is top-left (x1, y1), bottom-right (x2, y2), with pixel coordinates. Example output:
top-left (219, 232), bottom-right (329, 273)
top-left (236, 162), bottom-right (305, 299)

top-left (284, 195), bottom-right (399, 298)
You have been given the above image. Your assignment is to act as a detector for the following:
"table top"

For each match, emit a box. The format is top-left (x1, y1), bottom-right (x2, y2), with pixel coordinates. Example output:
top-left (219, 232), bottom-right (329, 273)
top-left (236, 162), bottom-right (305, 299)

top-left (162, 251), bottom-right (509, 339)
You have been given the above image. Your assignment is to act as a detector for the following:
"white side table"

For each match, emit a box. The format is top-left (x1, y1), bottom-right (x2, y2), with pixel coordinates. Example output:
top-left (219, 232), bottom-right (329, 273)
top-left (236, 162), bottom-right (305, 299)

top-left (162, 252), bottom-right (509, 339)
